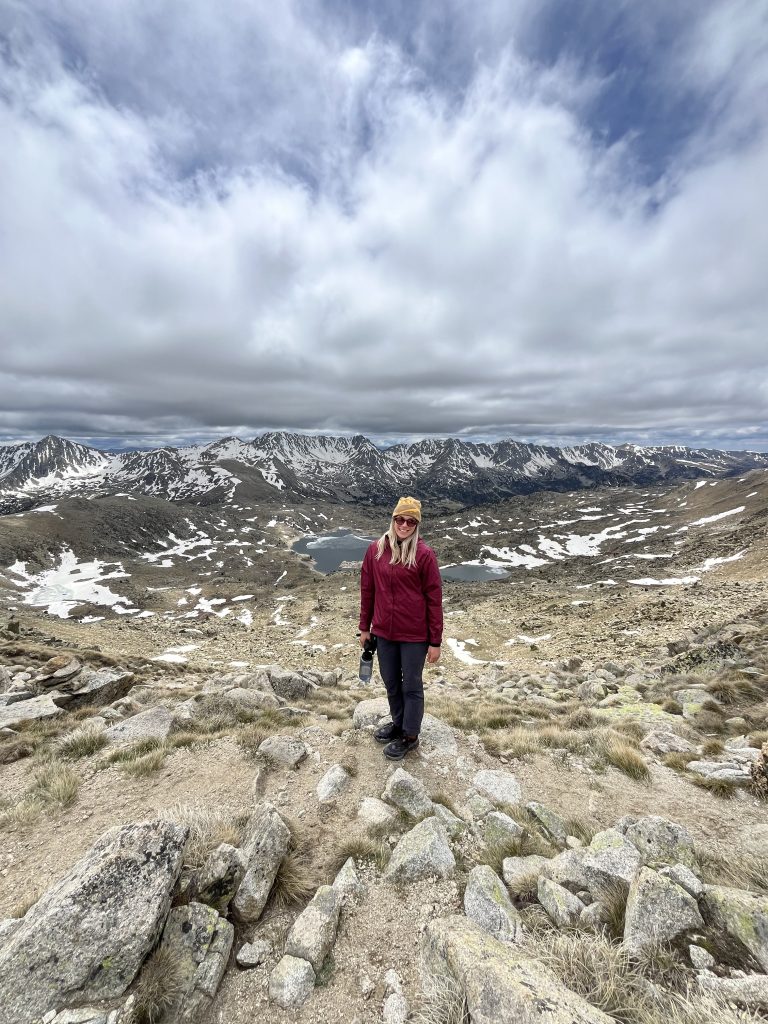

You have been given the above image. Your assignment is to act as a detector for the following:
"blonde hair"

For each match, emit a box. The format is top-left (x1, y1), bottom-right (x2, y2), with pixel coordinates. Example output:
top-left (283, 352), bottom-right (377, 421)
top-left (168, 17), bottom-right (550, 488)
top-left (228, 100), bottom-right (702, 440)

top-left (376, 520), bottom-right (420, 568)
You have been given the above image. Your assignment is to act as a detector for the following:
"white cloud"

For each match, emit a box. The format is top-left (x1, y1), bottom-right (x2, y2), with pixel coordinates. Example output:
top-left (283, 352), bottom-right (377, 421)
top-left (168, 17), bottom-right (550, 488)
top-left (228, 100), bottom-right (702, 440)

top-left (0, 1), bottom-right (766, 447)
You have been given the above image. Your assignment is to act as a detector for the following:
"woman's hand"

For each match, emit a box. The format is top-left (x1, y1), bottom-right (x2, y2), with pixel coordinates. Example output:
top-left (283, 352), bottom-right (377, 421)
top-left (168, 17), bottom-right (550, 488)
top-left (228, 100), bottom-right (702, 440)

top-left (427, 645), bottom-right (441, 664)
top-left (359, 631), bottom-right (371, 648)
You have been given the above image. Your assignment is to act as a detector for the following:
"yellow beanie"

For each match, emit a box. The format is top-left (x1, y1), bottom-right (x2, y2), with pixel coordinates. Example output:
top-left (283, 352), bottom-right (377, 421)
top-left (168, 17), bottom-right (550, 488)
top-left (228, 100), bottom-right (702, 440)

top-left (393, 496), bottom-right (422, 522)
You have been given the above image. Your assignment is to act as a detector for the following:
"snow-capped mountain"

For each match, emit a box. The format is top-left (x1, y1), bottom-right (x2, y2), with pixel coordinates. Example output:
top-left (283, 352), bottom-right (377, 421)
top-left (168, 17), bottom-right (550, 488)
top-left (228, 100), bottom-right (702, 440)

top-left (1, 433), bottom-right (767, 512)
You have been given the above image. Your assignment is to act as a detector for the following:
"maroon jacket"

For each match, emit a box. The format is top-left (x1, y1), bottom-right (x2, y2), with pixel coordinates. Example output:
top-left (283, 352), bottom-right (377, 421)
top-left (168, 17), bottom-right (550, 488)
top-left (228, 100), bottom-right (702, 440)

top-left (359, 537), bottom-right (443, 646)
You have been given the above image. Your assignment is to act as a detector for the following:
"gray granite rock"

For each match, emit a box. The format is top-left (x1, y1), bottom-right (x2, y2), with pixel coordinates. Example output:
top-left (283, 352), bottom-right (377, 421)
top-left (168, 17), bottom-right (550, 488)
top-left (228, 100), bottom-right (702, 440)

top-left (471, 769), bottom-right (521, 807)
top-left (0, 693), bottom-right (64, 731)
top-left (624, 868), bottom-right (704, 955)
top-left (527, 802), bottom-right (568, 847)
top-left (0, 819), bottom-right (188, 1024)
top-left (258, 735), bottom-right (308, 768)
top-left (385, 817), bottom-right (455, 884)
top-left (624, 816), bottom-right (698, 870)
top-left (423, 916), bottom-right (614, 1024)
top-left (382, 767), bottom-right (434, 819)
top-left (104, 705), bottom-right (173, 745)
top-left (502, 855), bottom-right (548, 893)
top-left (155, 901), bottom-right (234, 1023)
top-left (333, 857), bottom-right (365, 901)
top-left (316, 763), bottom-right (350, 802)
top-left (701, 885), bottom-right (768, 971)
top-left (195, 843), bottom-right (247, 914)
top-left (640, 730), bottom-right (696, 756)
top-left (357, 797), bottom-right (397, 830)
top-left (480, 811), bottom-right (524, 846)
top-left (284, 885), bottom-right (341, 972)
top-left (236, 939), bottom-right (272, 968)
top-left (538, 877), bottom-right (585, 928)
top-left (269, 955), bottom-right (315, 1009)
top-left (464, 865), bottom-right (523, 943)
top-left (232, 804), bottom-right (290, 922)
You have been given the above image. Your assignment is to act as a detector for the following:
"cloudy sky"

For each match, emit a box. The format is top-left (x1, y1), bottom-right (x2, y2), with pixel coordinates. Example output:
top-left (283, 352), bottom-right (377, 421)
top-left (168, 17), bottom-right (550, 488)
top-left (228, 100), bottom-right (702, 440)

top-left (1, 0), bottom-right (766, 451)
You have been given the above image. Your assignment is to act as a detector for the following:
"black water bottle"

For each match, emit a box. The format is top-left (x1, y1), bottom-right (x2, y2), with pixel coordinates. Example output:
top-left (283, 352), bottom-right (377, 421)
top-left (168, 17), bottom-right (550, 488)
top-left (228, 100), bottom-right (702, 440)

top-left (359, 635), bottom-right (377, 682)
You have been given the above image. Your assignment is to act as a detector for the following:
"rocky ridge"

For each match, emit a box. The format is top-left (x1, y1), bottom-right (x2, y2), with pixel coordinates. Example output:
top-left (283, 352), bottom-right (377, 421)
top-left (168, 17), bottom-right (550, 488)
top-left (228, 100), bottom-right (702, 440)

top-left (0, 612), bottom-right (767, 1024)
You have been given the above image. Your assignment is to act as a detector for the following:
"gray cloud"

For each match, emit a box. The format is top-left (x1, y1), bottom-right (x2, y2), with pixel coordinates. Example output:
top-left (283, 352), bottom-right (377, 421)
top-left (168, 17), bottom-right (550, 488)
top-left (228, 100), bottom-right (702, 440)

top-left (0, 0), bottom-right (766, 451)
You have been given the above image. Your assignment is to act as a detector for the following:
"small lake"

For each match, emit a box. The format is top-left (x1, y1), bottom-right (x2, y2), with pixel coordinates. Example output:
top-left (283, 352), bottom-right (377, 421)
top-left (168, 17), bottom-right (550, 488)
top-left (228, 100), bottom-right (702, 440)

top-left (292, 530), bottom-right (375, 573)
top-left (294, 531), bottom-right (511, 582)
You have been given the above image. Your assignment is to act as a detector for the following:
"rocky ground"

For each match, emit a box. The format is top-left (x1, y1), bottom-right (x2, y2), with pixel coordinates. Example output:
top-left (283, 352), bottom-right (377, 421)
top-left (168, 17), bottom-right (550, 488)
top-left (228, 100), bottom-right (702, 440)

top-left (0, 473), bottom-right (767, 1023)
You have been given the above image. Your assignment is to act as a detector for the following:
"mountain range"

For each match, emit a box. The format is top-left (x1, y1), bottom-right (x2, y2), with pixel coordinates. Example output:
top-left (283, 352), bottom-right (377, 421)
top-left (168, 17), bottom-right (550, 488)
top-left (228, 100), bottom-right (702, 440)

top-left (1, 433), bottom-right (767, 513)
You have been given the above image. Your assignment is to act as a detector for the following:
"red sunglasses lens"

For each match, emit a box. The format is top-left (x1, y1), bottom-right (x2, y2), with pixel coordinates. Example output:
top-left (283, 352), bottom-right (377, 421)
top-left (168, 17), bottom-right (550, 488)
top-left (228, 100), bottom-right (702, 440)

top-left (394, 516), bottom-right (417, 526)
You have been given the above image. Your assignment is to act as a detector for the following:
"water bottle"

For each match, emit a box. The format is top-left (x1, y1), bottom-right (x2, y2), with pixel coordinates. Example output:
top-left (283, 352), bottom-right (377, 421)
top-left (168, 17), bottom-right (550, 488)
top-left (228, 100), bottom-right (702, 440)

top-left (359, 635), bottom-right (377, 682)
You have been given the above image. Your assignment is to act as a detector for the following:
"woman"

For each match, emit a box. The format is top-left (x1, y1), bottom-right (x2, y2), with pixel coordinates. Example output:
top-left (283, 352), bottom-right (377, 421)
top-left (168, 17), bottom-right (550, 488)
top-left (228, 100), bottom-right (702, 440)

top-left (358, 496), bottom-right (443, 759)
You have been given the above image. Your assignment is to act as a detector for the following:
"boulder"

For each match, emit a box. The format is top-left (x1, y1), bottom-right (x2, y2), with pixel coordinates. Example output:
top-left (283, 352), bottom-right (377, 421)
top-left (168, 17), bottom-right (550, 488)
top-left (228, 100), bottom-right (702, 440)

top-left (641, 730), bottom-right (696, 756)
top-left (284, 885), bottom-right (341, 972)
top-left (658, 864), bottom-right (703, 900)
top-left (357, 797), bottom-right (397, 830)
top-left (316, 764), bottom-right (350, 803)
top-left (65, 669), bottom-right (134, 709)
top-left (701, 885), bottom-right (768, 971)
top-left (194, 843), bottom-right (247, 914)
top-left (232, 804), bottom-right (290, 922)
top-left (236, 939), bottom-right (272, 968)
top-left (269, 955), bottom-right (315, 1009)
top-left (527, 802), bottom-right (568, 847)
top-left (471, 769), bottom-right (522, 807)
top-left (432, 803), bottom-right (466, 837)
top-left (422, 916), bottom-right (613, 1024)
top-left (0, 693), bottom-right (63, 731)
top-left (258, 735), bottom-right (308, 768)
top-left (480, 811), bottom-right (524, 846)
top-left (623, 868), bottom-right (704, 955)
top-left (104, 706), bottom-right (173, 746)
top-left (333, 857), bottom-right (365, 902)
top-left (698, 973), bottom-right (768, 1011)
top-left (538, 877), bottom-right (586, 928)
top-left (155, 901), bottom-right (234, 1023)
top-left (541, 849), bottom-right (591, 893)
top-left (267, 668), bottom-right (312, 700)
top-left (385, 817), bottom-right (456, 884)
top-left (624, 816), bottom-right (698, 870)
top-left (581, 829), bottom-right (642, 896)
top-left (464, 866), bottom-right (523, 943)
top-left (0, 820), bottom-right (188, 1024)
top-left (221, 687), bottom-right (280, 711)
top-left (382, 767), bottom-right (434, 819)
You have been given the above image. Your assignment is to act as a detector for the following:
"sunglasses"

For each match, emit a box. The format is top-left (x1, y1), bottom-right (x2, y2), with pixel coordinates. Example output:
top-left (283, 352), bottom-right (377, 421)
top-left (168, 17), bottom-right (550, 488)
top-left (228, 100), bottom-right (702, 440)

top-left (393, 515), bottom-right (418, 527)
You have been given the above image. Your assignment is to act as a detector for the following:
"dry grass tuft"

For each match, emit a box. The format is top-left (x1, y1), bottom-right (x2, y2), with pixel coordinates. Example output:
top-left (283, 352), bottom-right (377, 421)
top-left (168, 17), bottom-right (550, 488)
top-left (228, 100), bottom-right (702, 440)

top-left (688, 774), bottom-right (737, 799)
top-left (57, 725), bottom-right (108, 760)
top-left (412, 972), bottom-right (470, 1024)
top-left (0, 738), bottom-right (37, 764)
top-left (29, 761), bottom-right (80, 807)
top-left (662, 752), bottom-right (696, 772)
top-left (130, 945), bottom-right (185, 1024)
top-left (701, 739), bottom-right (725, 756)
top-left (562, 707), bottom-right (597, 730)
top-left (598, 737), bottom-right (650, 781)
top-left (271, 848), bottom-right (318, 908)
top-left (697, 845), bottom-right (768, 894)
top-left (329, 834), bottom-right (390, 874)
top-left (159, 801), bottom-right (242, 868)
top-left (236, 723), bottom-right (271, 758)
top-left (431, 791), bottom-right (461, 817)
top-left (662, 699), bottom-right (684, 715)
top-left (124, 749), bottom-right (167, 777)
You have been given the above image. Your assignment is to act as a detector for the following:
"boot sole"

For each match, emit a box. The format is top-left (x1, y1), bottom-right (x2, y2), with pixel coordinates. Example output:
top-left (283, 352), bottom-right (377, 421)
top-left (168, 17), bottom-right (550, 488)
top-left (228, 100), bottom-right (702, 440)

top-left (383, 743), bottom-right (419, 760)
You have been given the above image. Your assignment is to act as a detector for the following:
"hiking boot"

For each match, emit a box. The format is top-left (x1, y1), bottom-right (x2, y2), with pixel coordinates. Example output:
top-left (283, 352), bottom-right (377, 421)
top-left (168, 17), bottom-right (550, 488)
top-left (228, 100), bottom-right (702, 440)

top-left (374, 722), bottom-right (402, 743)
top-left (383, 735), bottom-right (420, 760)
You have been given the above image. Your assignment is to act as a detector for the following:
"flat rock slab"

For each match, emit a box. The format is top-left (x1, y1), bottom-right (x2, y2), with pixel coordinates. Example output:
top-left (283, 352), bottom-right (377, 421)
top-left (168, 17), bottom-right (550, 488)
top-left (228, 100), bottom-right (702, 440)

top-left (538, 877), bottom-right (585, 928)
top-left (0, 693), bottom-right (63, 731)
top-left (624, 816), bottom-right (698, 870)
top-left (316, 763), bottom-right (350, 802)
top-left (0, 819), bottom-right (188, 1024)
top-left (104, 705), bottom-right (173, 746)
top-left (358, 797), bottom-right (397, 830)
top-left (423, 916), bottom-right (613, 1024)
top-left (221, 687), bottom-right (280, 711)
top-left (66, 669), bottom-right (134, 709)
top-left (471, 769), bottom-right (522, 807)
top-left (353, 697), bottom-right (458, 756)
